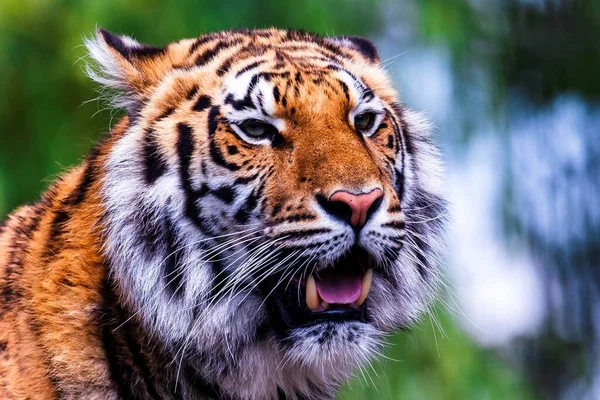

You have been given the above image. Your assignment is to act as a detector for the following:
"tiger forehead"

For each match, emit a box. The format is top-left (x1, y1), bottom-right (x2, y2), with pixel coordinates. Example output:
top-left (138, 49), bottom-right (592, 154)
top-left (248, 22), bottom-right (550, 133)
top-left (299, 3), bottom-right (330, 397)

top-left (184, 28), bottom-right (359, 63)
top-left (219, 60), bottom-right (381, 119)
top-left (170, 28), bottom-right (373, 80)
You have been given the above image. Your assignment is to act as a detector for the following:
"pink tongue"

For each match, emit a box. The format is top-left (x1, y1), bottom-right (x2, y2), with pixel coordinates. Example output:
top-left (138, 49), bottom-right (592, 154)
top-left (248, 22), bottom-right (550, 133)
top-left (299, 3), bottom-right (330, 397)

top-left (315, 273), bottom-right (362, 304)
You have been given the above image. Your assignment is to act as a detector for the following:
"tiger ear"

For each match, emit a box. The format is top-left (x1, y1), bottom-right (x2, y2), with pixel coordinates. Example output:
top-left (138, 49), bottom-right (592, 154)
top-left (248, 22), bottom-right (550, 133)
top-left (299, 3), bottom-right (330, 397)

top-left (85, 28), bottom-right (166, 112)
top-left (329, 36), bottom-right (380, 63)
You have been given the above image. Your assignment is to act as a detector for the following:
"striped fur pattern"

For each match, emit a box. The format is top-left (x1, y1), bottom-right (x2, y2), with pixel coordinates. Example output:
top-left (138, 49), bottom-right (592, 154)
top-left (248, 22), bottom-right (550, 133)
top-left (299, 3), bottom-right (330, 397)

top-left (0, 28), bottom-right (446, 399)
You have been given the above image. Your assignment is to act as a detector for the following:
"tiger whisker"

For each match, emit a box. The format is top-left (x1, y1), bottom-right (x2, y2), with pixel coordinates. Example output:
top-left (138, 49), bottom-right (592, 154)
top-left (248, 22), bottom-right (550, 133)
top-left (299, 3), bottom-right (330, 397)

top-left (173, 238), bottom-right (295, 388)
top-left (113, 228), bottom-right (263, 331)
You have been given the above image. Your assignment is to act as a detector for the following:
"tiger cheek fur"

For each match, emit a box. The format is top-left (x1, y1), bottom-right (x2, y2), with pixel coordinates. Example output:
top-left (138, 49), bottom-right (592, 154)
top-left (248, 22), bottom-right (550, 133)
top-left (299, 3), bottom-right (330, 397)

top-left (0, 28), bottom-right (446, 399)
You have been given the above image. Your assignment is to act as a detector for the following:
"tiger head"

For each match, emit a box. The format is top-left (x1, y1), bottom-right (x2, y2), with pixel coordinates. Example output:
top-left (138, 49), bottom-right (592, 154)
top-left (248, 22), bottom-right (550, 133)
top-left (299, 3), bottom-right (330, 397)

top-left (87, 28), bottom-right (446, 398)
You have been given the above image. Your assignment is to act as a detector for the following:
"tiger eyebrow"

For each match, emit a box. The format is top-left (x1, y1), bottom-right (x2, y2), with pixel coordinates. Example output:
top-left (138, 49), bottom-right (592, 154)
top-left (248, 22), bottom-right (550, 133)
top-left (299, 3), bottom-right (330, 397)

top-left (333, 67), bottom-right (378, 105)
top-left (359, 87), bottom-right (375, 102)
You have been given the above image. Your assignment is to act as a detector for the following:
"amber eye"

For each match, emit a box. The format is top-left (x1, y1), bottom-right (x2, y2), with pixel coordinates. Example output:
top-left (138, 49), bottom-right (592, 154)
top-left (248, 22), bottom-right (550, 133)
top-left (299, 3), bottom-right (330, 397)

top-left (354, 112), bottom-right (376, 132)
top-left (239, 119), bottom-right (277, 139)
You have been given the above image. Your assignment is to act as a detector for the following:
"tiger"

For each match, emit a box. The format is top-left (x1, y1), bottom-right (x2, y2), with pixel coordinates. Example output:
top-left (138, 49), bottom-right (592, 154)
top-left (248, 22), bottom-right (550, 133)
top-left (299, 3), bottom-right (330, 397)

top-left (0, 28), bottom-right (446, 399)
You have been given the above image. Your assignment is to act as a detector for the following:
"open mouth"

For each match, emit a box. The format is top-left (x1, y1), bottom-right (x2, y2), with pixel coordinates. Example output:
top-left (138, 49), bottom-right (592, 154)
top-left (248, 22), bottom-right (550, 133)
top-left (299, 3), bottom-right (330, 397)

top-left (264, 247), bottom-right (375, 331)
top-left (305, 259), bottom-right (373, 312)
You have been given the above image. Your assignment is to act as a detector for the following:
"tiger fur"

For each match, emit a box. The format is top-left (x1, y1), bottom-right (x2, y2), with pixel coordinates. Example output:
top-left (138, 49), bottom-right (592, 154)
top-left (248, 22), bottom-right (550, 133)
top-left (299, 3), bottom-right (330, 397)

top-left (0, 28), bottom-right (446, 399)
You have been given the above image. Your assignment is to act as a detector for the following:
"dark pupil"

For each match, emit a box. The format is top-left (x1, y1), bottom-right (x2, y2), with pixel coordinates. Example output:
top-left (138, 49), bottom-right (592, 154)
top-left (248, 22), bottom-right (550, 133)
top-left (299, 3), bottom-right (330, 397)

top-left (242, 120), bottom-right (266, 137)
top-left (356, 113), bottom-right (373, 130)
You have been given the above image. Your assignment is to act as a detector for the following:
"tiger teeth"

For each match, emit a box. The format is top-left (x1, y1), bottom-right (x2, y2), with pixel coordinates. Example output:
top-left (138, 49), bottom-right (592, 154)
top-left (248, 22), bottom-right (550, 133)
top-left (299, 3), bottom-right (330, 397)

top-left (355, 269), bottom-right (373, 307)
top-left (306, 275), bottom-right (320, 311)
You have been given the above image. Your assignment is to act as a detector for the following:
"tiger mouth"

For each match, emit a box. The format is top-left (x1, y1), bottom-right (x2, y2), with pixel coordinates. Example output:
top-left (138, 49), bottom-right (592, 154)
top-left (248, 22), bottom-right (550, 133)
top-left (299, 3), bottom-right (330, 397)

top-left (304, 258), bottom-right (373, 312)
top-left (266, 247), bottom-right (376, 330)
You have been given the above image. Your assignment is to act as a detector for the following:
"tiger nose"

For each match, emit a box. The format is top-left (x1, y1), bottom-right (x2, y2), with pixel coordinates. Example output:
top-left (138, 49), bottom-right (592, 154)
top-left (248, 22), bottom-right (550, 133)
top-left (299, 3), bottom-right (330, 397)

top-left (319, 188), bottom-right (384, 228)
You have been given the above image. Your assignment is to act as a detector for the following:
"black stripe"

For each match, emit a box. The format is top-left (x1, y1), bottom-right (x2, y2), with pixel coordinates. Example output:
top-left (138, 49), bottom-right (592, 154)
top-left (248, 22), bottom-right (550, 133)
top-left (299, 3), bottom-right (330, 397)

top-left (176, 123), bottom-right (214, 234)
top-left (193, 95), bottom-right (212, 112)
top-left (189, 34), bottom-right (218, 55)
top-left (233, 189), bottom-right (259, 224)
top-left (212, 186), bottom-right (236, 204)
top-left (1, 207), bottom-right (42, 318)
top-left (98, 29), bottom-right (164, 60)
top-left (121, 327), bottom-right (161, 400)
top-left (177, 123), bottom-right (202, 222)
top-left (403, 192), bottom-right (446, 280)
top-left (207, 106), bottom-right (241, 171)
top-left (387, 133), bottom-right (394, 149)
top-left (156, 106), bottom-right (175, 121)
top-left (207, 105), bottom-right (220, 135)
top-left (5, 207), bottom-right (50, 393)
top-left (43, 161), bottom-right (97, 258)
top-left (273, 86), bottom-right (281, 103)
top-left (143, 128), bottom-right (168, 185)
top-left (223, 71), bottom-right (261, 112)
top-left (388, 204), bottom-right (402, 213)
top-left (98, 276), bottom-right (165, 399)
top-left (64, 163), bottom-right (95, 206)
top-left (278, 387), bottom-right (287, 400)
top-left (392, 103), bottom-right (412, 155)
top-left (233, 172), bottom-right (260, 185)
top-left (270, 213), bottom-right (316, 225)
top-left (271, 203), bottom-right (283, 217)
top-left (224, 93), bottom-right (255, 111)
top-left (216, 57), bottom-right (234, 76)
top-left (43, 208), bottom-right (69, 258)
top-left (195, 41), bottom-right (230, 66)
top-left (337, 79), bottom-right (350, 102)
top-left (381, 220), bottom-right (405, 230)
top-left (234, 59), bottom-right (266, 77)
top-left (360, 87), bottom-right (375, 102)
top-left (177, 123), bottom-right (195, 181)
top-left (388, 108), bottom-right (406, 200)
top-left (137, 210), bottom-right (163, 255)
top-left (99, 280), bottom-right (137, 400)
top-left (164, 217), bottom-right (185, 297)
top-left (186, 85), bottom-right (199, 100)
top-left (270, 228), bottom-right (331, 240)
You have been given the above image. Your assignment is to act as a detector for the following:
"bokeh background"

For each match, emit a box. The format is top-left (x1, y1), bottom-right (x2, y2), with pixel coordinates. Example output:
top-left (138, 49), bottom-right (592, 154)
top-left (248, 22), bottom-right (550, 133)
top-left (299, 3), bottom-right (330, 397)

top-left (1, 0), bottom-right (599, 398)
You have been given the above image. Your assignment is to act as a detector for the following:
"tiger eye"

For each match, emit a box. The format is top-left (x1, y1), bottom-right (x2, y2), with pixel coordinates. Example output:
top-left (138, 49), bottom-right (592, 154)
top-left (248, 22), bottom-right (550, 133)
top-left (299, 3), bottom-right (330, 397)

top-left (354, 112), bottom-right (375, 131)
top-left (240, 119), bottom-right (272, 138)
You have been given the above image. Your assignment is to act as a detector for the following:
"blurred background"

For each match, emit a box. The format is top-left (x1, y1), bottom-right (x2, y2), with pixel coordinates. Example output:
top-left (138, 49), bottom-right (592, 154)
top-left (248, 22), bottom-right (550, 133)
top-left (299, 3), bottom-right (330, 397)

top-left (1, 0), bottom-right (599, 398)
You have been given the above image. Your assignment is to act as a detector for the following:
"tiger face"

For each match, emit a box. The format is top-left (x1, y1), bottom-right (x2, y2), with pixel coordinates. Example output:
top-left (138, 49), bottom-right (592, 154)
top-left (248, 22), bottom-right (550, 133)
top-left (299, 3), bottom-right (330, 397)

top-left (89, 28), bottom-right (446, 397)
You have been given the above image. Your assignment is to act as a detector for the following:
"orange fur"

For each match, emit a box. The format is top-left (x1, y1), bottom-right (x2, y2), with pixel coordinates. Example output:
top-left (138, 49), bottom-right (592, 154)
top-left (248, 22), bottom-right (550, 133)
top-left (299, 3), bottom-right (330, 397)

top-left (0, 122), bottom-right (125, 398)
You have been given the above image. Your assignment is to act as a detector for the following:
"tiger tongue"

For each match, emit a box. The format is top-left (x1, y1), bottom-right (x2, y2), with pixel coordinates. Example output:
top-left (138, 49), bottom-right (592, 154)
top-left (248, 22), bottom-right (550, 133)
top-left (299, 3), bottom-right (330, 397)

top-left (314, 270), bottom-right (362, 304)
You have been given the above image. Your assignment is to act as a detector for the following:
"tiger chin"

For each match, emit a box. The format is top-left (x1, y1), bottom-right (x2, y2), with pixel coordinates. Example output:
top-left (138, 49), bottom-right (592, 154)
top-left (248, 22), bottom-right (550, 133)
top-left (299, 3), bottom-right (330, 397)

top-left (0, 28), bottom-right (446, 399)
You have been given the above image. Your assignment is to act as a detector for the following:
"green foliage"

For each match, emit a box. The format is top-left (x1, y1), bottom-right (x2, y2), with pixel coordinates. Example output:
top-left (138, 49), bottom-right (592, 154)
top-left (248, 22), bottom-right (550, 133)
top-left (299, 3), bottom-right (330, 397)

top-left (339, 308), bottom-right (535, 399)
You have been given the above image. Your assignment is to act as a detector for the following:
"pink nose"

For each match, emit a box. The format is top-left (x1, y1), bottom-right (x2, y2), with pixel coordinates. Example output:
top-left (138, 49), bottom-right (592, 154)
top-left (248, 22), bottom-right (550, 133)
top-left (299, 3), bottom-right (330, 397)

top-left (328, 189), bottom-right (384, 228)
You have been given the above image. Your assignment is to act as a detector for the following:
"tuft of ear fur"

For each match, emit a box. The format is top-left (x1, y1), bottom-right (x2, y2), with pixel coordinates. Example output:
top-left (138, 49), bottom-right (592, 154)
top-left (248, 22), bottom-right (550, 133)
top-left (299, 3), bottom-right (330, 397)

top-left (329, 36), bottom-right (380, 63)
top-left (84, 28), bottom-right (166, 113)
